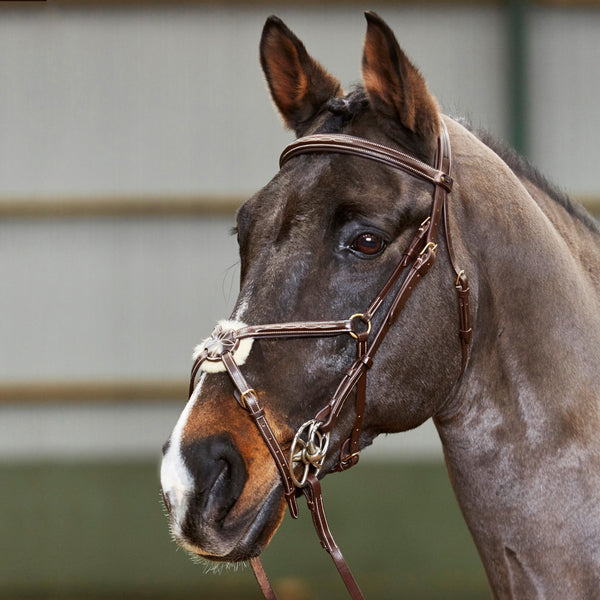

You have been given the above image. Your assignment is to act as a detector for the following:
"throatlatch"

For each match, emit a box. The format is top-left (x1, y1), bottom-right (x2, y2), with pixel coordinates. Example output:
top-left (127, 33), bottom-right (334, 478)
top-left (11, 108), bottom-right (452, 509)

top-left (189, 122), bottom-right (471, 600)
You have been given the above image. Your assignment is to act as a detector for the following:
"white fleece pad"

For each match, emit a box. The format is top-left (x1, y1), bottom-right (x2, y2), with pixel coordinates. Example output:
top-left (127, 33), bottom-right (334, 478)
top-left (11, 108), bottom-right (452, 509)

top-left (192, 319), bottom-right (254, 373)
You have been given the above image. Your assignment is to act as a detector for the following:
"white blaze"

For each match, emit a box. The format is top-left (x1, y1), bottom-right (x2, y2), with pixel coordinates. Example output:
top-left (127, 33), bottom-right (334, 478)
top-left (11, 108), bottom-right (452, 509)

top-left (160, 375), bottom-right (204, 536)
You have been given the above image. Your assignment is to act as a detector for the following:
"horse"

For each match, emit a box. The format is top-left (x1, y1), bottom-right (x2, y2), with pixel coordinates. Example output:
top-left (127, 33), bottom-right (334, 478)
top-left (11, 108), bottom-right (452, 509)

top-left (161, 12), bottom-right (600, 599)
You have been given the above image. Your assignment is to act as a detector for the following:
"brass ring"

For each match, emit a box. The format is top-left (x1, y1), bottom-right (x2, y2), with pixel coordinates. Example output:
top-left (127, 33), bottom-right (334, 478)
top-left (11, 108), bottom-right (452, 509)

top-left (348, 313), bottom-right (372, 340)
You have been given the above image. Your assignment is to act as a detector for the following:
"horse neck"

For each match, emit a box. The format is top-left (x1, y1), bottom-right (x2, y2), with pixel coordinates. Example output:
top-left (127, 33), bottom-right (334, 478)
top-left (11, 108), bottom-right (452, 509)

top-left (434, 121), bottom-right (600, 597)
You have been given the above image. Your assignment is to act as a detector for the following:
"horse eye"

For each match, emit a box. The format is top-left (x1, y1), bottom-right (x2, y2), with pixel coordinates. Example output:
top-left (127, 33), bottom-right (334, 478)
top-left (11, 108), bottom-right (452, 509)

top-left (350, 233), bottom-right (385, 257)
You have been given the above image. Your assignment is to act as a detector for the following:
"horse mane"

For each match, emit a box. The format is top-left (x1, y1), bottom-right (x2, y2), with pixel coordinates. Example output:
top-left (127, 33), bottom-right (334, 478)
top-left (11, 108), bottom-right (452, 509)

top-left (456, 118), bottom-right (599, 234)
top-left (321, 88), bottom-right (598, 233)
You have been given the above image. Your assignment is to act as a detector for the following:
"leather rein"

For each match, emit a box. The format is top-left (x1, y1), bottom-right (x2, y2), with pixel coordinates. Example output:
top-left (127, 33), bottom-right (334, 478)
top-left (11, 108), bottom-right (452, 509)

top-left (189, 121), bottom-right (471, 599)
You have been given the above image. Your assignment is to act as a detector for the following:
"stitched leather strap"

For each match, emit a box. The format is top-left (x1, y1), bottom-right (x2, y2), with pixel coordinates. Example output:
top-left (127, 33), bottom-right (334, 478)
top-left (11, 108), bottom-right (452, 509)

top-left (303, 474), bottom-right (366, 600)
top-left (280, 133), bottom-right (452, 192)
top-left (248, 476), bottom-right (365, 600)
top-left (221, 352), bottom-right (299, 519)
top-left (337, 330), bottom-right (370, 470)
top-left (237, 320), bottom-right (353, 340)
top-left (436, 123), bottom-right (471, 370)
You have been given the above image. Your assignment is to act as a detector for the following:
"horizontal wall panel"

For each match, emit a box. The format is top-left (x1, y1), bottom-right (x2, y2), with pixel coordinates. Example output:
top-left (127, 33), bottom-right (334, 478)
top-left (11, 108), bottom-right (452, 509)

top-left (529, 7), bottom-right (600, 196)
top-left (0, 215), bottom-right (239, 381)
top-left (0, 5), bottom-right (506, 198)
top-left (0, 380), bottom-right (186, 403)
top-left (0, 400), bottom-right (442, 461)
top-left (0, 194), bottom-right (242, 218)
top-left (1, 192), bottom-right (598, 219)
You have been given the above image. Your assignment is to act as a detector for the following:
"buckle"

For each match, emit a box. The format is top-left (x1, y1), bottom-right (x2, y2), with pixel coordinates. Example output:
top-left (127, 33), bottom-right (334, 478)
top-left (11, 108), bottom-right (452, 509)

top-left (239, 387), bottom-right (256, 409)
top-left (419, 241), bottom-right (438, 257)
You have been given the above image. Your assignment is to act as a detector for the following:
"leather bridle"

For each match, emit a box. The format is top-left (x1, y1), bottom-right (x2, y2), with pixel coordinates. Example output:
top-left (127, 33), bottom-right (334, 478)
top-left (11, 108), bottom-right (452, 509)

top-left (189, 121), bottom-right (471, 599)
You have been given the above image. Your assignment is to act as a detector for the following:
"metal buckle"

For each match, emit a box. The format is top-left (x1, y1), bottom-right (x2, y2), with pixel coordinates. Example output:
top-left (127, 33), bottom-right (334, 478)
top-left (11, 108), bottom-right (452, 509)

top-left (289, 419), bottom-right (330, 488)
top-left (239, 388), bottom-right (256, 409)
top-left (419, 241), bottom-right (438, 256)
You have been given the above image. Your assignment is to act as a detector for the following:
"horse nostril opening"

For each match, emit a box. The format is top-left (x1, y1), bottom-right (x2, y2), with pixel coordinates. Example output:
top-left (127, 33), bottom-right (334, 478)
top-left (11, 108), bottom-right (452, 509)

top-left (182, 434), bottom-right (248, 525)
top-left (204, 459), bottom-right (236, 523)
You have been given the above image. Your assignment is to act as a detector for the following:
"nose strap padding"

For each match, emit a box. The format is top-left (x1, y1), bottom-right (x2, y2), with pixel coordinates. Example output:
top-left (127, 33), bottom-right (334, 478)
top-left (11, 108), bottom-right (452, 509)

top-left (193, 320), bottom-right (254, 373)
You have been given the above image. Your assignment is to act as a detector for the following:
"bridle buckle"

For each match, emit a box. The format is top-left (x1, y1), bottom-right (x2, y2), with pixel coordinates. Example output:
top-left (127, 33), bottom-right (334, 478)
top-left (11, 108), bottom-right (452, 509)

top-left (239, 387), bottom-right (257, 409)
top-left (419, 241), bottom-right (438, 256)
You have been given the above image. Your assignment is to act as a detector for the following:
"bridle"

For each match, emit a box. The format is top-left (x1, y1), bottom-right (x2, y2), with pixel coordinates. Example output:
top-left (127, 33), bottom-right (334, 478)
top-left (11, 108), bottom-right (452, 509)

top-left (189, 121), bottom-right (471, 599)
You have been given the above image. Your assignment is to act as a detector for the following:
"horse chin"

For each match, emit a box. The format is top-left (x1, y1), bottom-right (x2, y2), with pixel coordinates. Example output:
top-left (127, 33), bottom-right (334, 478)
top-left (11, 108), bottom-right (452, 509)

top-left (173, 484), bottom-right (287, 563)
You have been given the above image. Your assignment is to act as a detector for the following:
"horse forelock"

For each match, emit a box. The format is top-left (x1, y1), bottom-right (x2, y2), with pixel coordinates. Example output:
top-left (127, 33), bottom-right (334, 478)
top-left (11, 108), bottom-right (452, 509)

top-left (305, 85), bottom-right (438, 165)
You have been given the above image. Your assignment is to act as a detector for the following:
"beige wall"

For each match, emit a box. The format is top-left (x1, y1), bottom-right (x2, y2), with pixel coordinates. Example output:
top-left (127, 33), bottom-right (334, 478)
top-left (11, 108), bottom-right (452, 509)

top-left (1, 3), bottom-right (598, 459)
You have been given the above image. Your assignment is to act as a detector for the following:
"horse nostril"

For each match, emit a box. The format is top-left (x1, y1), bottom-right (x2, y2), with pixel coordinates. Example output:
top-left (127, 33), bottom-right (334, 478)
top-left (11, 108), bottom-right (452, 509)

top-left (182, 434), bottom-right (248, 526)
top-left (204, 459), bottom-right (235, 522)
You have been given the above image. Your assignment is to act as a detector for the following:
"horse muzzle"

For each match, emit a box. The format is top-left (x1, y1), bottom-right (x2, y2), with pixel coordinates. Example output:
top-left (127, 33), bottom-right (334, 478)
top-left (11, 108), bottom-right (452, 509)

top-left (161, 430), bottom-right (287, 561)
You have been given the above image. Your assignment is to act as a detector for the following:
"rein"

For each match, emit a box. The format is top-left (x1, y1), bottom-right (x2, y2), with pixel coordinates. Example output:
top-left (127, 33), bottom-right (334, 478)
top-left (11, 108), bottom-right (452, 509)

top-left (189, 122), bottom-right (471, 599)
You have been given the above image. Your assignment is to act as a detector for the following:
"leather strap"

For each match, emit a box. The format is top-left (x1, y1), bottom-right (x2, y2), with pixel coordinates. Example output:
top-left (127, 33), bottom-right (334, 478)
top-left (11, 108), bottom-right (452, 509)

top-left (362, 216), bottom-right (431, 321)
top-left (280, 133), bottom-right (452, 192)
top-left (436, 123), bottom-right (471, 370)
top-left (248, 476), bottom-right (365, 600)
top-left (250, 557), bottom-right (278, 600)
top-left (314, 236), bottom-right (437, 435)
top-left (237, 320), bottom-right (353, 340)
top-left (337, 330), bottom-right (370, 470)
top-left (221, 352), bottom-right (299, 519)
top-left (303, 474), bottom-right (366, 600)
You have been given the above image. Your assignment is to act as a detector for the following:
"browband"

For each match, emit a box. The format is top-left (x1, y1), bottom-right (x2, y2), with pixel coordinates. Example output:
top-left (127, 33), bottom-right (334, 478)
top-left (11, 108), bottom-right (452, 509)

top-left (280, 132), bottom-right (453, 192)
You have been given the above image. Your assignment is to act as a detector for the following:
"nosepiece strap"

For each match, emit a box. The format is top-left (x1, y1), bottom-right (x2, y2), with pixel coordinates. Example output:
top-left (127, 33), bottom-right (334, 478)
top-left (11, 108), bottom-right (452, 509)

top-left (219, 351), bottom-right (299, 519)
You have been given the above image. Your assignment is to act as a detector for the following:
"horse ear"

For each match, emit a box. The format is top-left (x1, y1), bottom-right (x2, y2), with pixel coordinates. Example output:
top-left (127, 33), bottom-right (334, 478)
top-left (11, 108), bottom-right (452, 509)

top-left (362, 11), bottom-right (440, 158)
top-left (260, 16), bottom-right (343, 135)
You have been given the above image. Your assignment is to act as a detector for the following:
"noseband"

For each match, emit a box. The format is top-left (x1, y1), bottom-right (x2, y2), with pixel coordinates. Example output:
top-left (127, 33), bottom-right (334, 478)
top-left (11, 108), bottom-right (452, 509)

top-left (189, 121), bottom-right (471, 599)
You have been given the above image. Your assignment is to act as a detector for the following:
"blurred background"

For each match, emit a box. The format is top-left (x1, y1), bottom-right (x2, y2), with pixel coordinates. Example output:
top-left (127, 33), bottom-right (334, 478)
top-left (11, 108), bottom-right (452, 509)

top-left (1, 1), bottom-right (598, 598)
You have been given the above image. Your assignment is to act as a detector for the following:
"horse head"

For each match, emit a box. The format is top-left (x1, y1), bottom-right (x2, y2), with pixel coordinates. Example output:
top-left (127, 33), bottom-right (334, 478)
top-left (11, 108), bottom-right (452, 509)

top-left (161, 12), bottom-right (469, 563)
